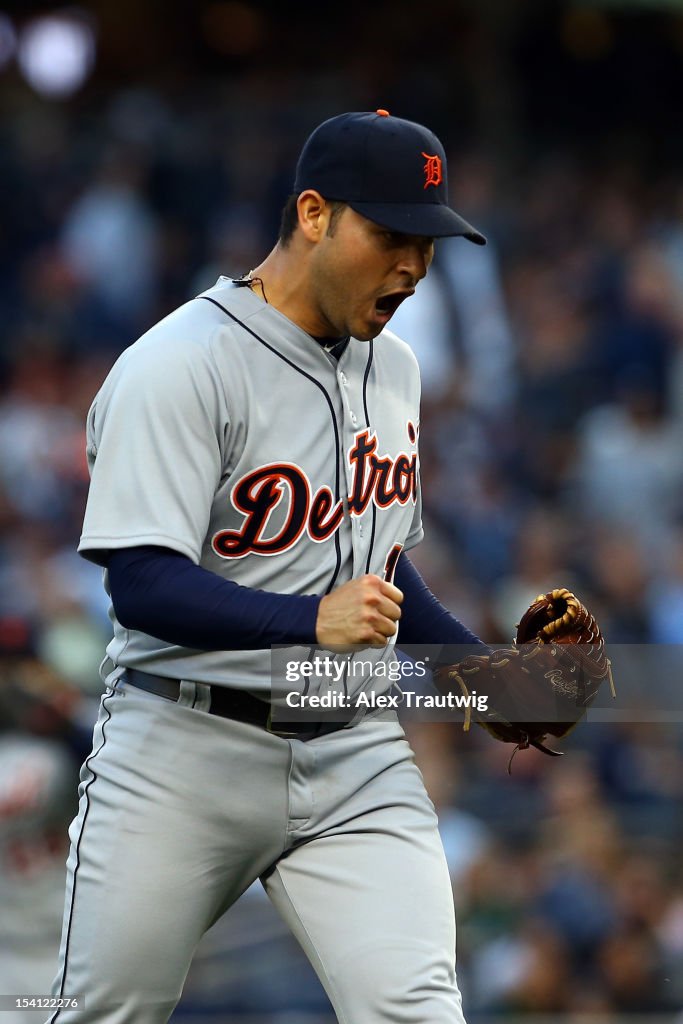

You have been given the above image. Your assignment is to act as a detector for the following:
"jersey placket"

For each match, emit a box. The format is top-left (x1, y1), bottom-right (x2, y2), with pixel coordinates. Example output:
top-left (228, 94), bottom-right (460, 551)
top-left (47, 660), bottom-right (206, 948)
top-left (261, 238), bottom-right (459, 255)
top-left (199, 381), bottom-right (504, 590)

top-left (337, 363), bottom-right (372, 577)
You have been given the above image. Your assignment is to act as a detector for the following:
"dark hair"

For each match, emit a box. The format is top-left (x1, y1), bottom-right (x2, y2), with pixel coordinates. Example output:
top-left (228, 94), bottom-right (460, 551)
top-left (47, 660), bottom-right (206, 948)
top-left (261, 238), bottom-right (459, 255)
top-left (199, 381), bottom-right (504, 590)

top-left (278, 194), bottom-right (347, 247)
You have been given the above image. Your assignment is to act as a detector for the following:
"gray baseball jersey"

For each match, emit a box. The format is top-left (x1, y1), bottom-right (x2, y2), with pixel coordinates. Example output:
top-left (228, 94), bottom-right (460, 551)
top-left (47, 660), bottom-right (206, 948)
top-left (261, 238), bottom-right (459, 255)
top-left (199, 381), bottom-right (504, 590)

top-left (79, 277), bottom-right (423, 694)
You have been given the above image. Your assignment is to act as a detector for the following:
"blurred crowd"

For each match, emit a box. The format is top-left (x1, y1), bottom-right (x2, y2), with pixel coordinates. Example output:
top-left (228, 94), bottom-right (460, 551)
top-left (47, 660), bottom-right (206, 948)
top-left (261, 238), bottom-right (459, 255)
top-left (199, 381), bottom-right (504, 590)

top-left (1, 79), bottom-right (683, 1021)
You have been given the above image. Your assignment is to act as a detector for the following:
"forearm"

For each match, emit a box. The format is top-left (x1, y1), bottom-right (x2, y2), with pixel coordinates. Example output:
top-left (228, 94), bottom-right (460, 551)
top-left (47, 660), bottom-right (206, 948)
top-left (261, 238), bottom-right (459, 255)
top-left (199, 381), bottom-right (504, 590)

top-left (395, 553), bottom-right (488, 658)
top-left (107, 546), bottom-right (320, 650)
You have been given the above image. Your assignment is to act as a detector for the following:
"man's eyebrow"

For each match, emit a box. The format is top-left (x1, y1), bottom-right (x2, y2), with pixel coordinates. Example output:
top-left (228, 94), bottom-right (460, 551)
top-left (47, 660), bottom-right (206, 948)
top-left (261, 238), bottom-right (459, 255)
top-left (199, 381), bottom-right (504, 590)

top-left (379, 227), bottom-right (434, 245)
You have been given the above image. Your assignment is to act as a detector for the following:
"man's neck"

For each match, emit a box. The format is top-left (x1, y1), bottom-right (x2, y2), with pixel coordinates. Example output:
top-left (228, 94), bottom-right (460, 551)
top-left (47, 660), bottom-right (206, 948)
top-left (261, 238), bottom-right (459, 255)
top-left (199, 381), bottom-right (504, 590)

top-left (248, 245), bottom-right (336, 339)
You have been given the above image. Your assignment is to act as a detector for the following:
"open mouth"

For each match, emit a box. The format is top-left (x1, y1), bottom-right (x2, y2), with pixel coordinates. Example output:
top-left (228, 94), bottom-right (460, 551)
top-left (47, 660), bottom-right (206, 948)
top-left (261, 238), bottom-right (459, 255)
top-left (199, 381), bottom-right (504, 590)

top-left (375, 290), bottom-right (413, 318)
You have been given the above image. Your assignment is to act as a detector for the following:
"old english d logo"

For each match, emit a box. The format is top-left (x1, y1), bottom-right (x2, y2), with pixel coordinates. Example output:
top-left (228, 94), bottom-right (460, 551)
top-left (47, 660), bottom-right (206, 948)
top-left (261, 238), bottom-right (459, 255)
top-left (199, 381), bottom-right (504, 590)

top-left (421, 152), bottom-right (442, 189)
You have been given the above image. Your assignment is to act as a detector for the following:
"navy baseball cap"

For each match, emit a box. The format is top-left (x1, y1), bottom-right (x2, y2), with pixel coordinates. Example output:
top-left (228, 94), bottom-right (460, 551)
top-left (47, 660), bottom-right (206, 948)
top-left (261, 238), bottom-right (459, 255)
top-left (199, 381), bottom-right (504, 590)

top-left (293, 109), bottom-right (486, 244)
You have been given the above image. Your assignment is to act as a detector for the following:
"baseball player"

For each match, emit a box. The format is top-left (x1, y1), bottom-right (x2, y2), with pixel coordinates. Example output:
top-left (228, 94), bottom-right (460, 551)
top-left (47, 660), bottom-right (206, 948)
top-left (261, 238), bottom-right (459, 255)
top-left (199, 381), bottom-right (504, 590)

top-left (49, 110), bottom-right (488, 1024)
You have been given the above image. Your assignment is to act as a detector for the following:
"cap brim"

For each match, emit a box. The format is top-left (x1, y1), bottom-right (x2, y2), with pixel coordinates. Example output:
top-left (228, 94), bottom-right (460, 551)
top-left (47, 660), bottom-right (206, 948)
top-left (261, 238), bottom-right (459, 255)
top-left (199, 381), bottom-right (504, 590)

top-left (347, 200), bottom-right (487, 244)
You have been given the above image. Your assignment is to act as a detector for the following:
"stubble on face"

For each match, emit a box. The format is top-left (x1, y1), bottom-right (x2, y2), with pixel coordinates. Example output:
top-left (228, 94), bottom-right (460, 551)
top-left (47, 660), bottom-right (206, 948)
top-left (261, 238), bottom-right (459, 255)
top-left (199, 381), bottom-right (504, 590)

top-left (308, 208), bottom-right (399, 341)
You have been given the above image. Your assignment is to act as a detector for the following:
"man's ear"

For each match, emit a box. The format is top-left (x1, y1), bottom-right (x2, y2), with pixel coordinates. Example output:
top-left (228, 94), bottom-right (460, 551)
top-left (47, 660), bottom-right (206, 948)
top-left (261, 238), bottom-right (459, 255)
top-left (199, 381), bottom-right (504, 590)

top-left (296, 190), bottom-right (330, 243)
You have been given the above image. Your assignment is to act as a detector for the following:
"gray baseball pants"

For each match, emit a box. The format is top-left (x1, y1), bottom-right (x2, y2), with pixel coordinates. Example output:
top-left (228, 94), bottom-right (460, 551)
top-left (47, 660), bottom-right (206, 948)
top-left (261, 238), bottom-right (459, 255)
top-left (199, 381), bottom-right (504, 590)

top-left (48, 679), bottom-right (466, 1024)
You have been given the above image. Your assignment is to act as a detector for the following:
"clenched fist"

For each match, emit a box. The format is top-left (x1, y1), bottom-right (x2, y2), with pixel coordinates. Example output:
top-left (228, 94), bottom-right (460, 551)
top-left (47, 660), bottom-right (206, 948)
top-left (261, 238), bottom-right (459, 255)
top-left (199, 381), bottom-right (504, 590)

top-left (316, 575), bottom-right (403, 648)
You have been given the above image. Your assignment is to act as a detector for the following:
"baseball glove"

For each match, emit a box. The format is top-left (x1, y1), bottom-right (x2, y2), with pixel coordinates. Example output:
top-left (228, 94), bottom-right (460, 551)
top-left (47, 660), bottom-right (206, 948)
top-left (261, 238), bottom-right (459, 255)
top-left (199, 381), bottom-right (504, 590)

top-left (434, 588), bottom-right (614, 770)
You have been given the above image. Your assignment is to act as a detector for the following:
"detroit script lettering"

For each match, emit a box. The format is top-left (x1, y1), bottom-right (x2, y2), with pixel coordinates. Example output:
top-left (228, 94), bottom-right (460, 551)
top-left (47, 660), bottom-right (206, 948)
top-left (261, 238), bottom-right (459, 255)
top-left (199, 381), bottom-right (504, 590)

top-left (212, 427), bottom-right (418, 558)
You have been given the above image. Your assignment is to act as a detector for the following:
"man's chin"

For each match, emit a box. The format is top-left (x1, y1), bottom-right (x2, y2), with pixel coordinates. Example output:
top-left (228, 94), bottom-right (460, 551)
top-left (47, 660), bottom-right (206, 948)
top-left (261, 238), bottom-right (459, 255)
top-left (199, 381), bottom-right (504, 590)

top-left (352, 317), bottom-right (387, 342)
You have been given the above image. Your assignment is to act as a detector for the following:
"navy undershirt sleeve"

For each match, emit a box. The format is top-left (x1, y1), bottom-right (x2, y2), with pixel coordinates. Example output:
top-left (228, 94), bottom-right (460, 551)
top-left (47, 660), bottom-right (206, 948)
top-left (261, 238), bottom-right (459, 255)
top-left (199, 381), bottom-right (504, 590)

top-left (107, 546), bottom-right (320, 650)
top-left (394, 552), bottom-right (488, 659)
top-left (106, 546), bottom-right (486, 656)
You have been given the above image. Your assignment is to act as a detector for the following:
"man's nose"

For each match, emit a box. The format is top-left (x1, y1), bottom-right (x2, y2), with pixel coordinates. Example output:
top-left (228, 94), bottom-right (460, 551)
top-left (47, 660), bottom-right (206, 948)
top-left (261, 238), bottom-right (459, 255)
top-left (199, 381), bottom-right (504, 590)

top-left (397, 244), bottom-right (430, 282)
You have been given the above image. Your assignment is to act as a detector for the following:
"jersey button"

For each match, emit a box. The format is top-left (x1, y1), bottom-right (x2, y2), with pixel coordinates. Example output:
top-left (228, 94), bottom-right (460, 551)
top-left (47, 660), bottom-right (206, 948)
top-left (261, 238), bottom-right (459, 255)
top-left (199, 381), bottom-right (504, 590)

top-left (350, 412), bottom-right (358, 426)
top-left (340, 372), bottom-right (348, 386)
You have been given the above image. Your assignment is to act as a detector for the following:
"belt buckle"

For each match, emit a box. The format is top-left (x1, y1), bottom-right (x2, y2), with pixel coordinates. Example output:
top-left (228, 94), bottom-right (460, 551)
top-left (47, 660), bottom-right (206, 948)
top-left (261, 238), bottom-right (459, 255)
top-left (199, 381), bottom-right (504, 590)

top-left (265, 707), bottom-right (306, 739)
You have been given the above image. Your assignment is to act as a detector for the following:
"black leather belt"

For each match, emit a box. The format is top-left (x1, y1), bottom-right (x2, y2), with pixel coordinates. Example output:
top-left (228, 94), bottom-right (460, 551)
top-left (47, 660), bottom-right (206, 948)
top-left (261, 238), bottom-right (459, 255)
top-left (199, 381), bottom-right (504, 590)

top-left (124, 668), bottom-right (349, 741)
